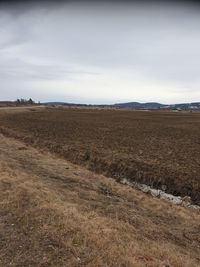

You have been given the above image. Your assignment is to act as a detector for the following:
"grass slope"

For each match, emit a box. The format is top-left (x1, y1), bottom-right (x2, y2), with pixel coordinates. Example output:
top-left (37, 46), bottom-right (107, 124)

top-left (0, 133), bottom-right (200, 266)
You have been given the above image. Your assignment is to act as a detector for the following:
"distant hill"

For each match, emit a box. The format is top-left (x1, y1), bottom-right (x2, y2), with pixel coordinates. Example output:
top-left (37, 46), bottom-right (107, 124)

top-left (2, 100), bottom-right (200, 110)
top-left (114, 102), bottom-right (200, 110)
top-left (114, 102), bottom-right (165, 109)
top-left (44, 101), bottom-right (200, 110)
top-left (171, 102), bottom-right (200, 110)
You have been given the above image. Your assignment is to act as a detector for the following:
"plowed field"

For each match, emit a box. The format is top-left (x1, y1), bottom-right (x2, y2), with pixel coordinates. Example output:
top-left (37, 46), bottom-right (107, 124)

top-left (1, 108), bottom-right (200, 204)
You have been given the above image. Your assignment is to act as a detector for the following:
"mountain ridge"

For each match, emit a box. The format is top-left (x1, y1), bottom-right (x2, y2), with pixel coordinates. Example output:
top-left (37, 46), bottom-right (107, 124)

top-left (44, 101), bottom-right (200, 110)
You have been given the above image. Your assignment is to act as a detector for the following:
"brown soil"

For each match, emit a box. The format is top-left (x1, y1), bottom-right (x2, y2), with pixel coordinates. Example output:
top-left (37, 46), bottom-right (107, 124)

top-left (0, 107), bottom-right (200, 204)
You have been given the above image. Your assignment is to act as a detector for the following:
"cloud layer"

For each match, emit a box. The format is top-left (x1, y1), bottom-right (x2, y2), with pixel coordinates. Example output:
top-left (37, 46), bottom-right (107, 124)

top-left (1, 1), bottom-right (200, 103)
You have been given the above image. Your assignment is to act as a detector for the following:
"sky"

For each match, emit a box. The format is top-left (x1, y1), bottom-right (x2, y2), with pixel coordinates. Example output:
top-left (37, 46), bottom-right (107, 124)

top-left (1, 0), bottom-right (200, 104)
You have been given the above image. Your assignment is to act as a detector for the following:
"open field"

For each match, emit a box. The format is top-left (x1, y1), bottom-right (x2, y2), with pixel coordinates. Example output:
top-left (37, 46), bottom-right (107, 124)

top-left (0, 107), bottom-right (200, 204)
top-left (0, 132), bottom-right (200, 266)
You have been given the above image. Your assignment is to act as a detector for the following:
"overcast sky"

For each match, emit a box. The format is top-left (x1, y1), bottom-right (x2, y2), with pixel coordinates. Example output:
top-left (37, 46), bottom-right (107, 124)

top-left (1, 0), bottom-right (200, 104)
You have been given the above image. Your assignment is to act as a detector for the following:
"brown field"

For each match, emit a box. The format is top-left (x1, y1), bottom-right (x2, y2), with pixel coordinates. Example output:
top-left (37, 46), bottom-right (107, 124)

top-left (0, 107), bottom-right (200, 266)
top-left (0, 107), bottom-right (200, 204)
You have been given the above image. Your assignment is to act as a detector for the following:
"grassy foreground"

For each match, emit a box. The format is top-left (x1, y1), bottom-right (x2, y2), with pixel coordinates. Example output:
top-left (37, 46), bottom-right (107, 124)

top-left (0, 132), bottom-right (200, 266)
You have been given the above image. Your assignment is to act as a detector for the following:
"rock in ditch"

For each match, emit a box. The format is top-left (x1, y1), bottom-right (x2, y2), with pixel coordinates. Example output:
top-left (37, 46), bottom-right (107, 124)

top-left (137, 183), bottom-right (151, 193)
top-left (149, 189), bottom-right (161, 197)
top-left (120, 178), bottom-right (133, 187)
top-left (188, 205), bottom-right (200, 210)
top-left (182, 196), bottom-right (192, 207)
top-left (159, 192), bottom-right (183, 205)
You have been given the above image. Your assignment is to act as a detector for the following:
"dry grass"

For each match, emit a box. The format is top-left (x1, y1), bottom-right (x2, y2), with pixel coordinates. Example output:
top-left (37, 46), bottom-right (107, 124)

top-left (0, 133), bottom-right (200, 266)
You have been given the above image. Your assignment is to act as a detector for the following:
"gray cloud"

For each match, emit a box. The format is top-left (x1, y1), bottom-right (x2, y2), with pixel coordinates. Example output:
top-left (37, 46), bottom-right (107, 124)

top-left (0, 1), bottom-right (200, 103)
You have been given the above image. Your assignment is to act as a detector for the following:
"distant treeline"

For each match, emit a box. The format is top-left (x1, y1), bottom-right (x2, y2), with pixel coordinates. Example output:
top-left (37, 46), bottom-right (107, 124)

top-left (0, 98), bottom-right (39, 107)
top-left (16, 98), bottom-right (35, 105)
